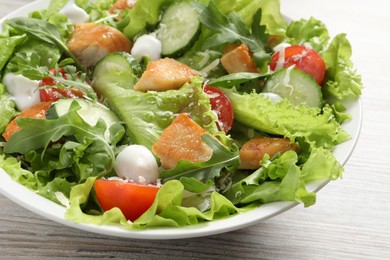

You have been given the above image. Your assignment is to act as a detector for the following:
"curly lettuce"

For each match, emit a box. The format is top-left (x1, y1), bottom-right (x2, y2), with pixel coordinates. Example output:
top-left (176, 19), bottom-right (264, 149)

top-left (223, 89), bottom-right (350, 151)
top-left (322, 34), bottom-right (364, 101)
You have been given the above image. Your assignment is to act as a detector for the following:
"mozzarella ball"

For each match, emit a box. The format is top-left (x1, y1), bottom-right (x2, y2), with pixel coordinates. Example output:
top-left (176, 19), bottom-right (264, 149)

top-left (115, 145), bottom-right (159, 184)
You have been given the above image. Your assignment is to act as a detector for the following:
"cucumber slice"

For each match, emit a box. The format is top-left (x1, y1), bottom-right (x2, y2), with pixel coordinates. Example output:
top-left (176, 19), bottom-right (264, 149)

top-left (156, 1), bottom-right (200, 56)
top-left (92, 52), bottom-right (140, 91)
top-left (263, 67), bottom-right (323, 108)
top-left (46, 98), bottom-right (121, 141)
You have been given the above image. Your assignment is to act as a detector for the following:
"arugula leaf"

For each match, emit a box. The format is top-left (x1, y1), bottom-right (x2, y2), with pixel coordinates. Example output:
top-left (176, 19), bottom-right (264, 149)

top-left (3, 110), bottom-right (123, 179)
top-left (193, 2), bottom-right (271, 71)
top-left (208, 72), bottom-right (270, 88)
top-left (6, 18), bottom-right (86, 73)
top-left (159, 135), bottom-right (240, 192)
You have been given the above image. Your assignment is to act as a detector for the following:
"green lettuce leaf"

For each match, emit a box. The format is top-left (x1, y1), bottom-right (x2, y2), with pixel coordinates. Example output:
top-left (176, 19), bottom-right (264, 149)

top-left (0, 154), bottom-right (38, 190)
top-left (0, 35), bottom-right (26, 74)
top-left (236, 0), bottom-right (287, 36)
top-left (223, 148), bottom-right (343, 207)
top-left (198, 0), bottom-right (286, 35)
top-left (93, 76), bottom-right (220, 150)
top-left (223, 89), bottom-right (350, 152)
top-left (119, 0), bottom-right (173, 39)
top-left (286, 17), bottom-right (330, 52)
top-left (322, 33), bottom-right (364, 101)
top-left (75, 0), bottom-right (119, 24)
top-left (66, 178), bottom-right (247, 229)
top-left (0, 93), bottom-right (17, 134)
top-left (0, 154), bottom-right (76, 205)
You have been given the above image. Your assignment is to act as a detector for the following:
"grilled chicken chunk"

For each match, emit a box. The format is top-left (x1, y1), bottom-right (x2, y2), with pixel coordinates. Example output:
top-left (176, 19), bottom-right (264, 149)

top-left (221, 44), bottom-right (259, 74)
top-left (239, 136), bottom-right (299, 170)
top-left (134, 58), bottom-right (197, 92)
top-left (152, 113), bottom-right (213, 169)
top-left (67, 23), bottom-right (132, 68)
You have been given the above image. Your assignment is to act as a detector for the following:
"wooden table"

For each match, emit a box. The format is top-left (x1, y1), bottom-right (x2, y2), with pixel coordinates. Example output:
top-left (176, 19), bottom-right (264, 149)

top-left (1, 0), bottom-right (389, 258)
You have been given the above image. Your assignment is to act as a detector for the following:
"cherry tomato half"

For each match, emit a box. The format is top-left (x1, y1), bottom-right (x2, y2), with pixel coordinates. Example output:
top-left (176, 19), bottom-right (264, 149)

top-left (269, 45), bottom-right (326, 85)
top-left (203, 85), bottom-right (234, 133)
top-left (40, 88), bottom-right (84, 102)
top-left (94, 179), bottom-right (160, 222)
top-left (39, 68), bottom-right (84, 102)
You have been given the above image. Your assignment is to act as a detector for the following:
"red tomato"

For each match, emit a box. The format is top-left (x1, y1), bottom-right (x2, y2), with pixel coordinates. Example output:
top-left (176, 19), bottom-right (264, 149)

top-left (269, 45), bottom-right (326, 85)
top-left (94, 179), bottom-right (160, 222)
top-left (109, 0), bottom-right (132, 13)
top-left (203, 85), bottom-right (234, 133)
top-left (39, 68), bottom-right (84, 102)
top-left (40, 88), bottom-right (84, 102)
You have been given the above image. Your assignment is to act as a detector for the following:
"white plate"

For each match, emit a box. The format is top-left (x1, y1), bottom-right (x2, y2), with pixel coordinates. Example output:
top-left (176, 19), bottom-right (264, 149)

top-left (0, 0), bottom-right (362, 239)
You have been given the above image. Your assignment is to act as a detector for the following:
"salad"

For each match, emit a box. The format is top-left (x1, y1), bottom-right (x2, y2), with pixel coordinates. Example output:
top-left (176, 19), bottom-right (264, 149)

top-left (0, 0), bottom-right (363, 230)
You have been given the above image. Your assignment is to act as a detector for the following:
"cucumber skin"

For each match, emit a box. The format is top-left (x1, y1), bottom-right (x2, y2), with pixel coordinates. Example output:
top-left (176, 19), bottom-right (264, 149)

top-left (157, 1), bottom-right (201, 57)
top-left (92, 52), bottom-right (139, 91)
top-left (47, 98), bottom-right (120, 129)
top-left (263, 68), bottom-right (323, 108)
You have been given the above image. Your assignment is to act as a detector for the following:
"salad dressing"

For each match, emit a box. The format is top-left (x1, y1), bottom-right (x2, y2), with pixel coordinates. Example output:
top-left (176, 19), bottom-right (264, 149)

top-left (59, 1), bottom-right (89, 24)
top-left (131, 34), bottom-right (162, 61)
top-left (3, 73), bottom-right (40, 111)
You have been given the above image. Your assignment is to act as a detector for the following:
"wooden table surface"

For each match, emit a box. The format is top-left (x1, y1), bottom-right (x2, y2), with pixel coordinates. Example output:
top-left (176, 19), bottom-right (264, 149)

top-left (1, 0), bottom-right (389, 258)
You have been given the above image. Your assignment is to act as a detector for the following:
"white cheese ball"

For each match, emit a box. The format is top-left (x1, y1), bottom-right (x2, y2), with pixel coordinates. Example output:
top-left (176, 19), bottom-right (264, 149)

top-left (115, 145), bottom-right (159, 184)
top-left (131, 34), bottom-right (162, 61)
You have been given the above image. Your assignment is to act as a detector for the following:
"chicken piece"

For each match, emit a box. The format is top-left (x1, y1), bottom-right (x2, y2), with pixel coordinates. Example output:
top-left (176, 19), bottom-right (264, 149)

top-left (2, 101), bottom-right (53, 141)
top-left (221, 44), bottom-right (259, 74)
top-left (238, 136), bottom-right (299, 170)
top-left (134, 58), bottom-right (197, 92)
top-left (152, 113), bottom-right (213, 169)
top-left (67, 23), bottom-right (132, 68)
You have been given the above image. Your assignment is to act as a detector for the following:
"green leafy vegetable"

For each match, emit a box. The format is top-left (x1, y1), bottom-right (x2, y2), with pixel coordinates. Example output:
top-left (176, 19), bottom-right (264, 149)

top-left (66, 178), bottom-right (247, 228)
top-left (93, 76), bottom-right (220, 150)
top-left (286, 17), bottom-right (330, 52)
top-left (6, 38), bottom-right (61, 76)
top-left (0, 35), bottom-right (26, 74)
top-left (322, 33), bottom-right (364, 101)
top-left (194, 2), bottom-right (271, 71)
top-left (4, 108), bottom-right (124, 180)
top-left (0, 94), bottom-right (17, 134)
top-left (208, 72), bottom-right (270, 88)
top-left (119, 0), bottom-right (173, 39)
top-left (6, 18), bottom-right (85, 72)
top-left (223, 89), bottom-right (350, 151)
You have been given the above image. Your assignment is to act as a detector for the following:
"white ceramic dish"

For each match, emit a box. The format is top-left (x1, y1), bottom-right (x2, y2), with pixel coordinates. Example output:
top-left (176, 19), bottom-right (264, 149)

top-left (0, 0), bottom-right (362, 239)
